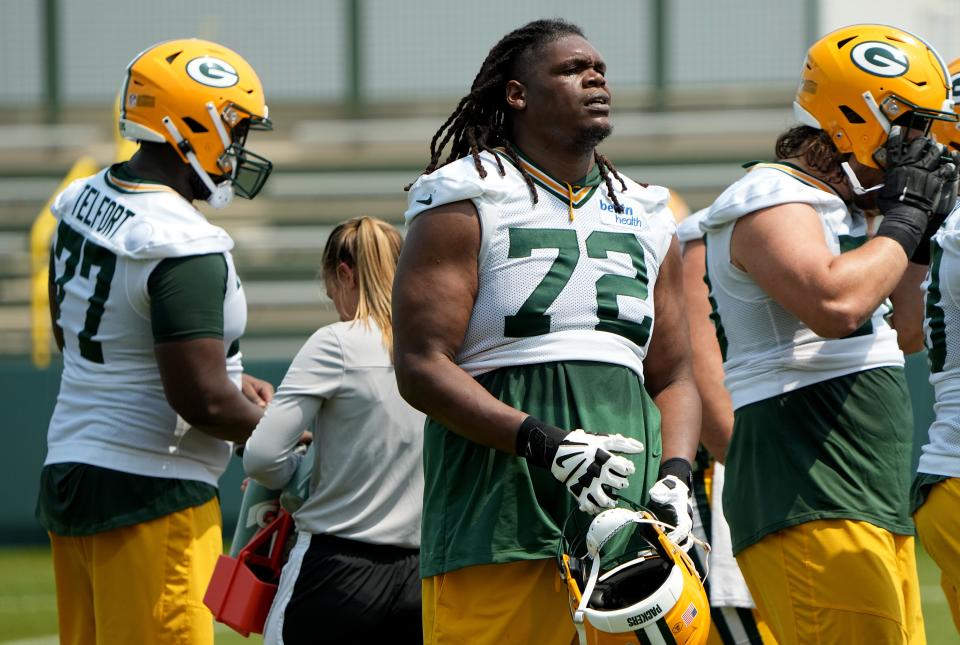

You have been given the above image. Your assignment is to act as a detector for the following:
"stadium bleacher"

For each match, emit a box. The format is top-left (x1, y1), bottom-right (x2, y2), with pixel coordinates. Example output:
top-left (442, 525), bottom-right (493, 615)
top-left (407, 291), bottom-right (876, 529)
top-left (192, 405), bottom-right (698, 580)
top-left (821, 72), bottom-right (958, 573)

top-left (0, 106), bottom-right (793, 361)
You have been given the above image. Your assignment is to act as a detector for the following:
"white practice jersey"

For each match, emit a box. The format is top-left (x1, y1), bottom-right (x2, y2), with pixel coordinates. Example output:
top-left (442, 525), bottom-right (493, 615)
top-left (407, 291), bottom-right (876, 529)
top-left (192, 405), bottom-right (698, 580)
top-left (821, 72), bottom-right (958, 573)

top-left (921, 202), bottom-right (960, 477)
top-left (44, 167), bottom-right (246, 486)
top-left (676, 207), bottom-right (708, 251)
top-left (405, 149), bottom-right (676, 380)
top-left (701, 163), bottom-right (903, 410)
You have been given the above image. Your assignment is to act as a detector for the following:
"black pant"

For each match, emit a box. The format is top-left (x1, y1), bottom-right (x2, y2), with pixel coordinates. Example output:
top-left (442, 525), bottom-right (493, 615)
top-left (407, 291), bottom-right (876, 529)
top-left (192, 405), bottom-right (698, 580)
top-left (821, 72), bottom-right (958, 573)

top-left (282, 533), bottom-right (422, 644)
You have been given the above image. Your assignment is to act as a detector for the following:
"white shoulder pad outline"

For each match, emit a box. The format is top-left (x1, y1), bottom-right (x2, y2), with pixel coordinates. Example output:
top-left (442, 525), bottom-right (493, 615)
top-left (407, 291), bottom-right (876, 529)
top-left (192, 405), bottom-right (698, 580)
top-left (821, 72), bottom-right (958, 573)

top-left (616, 176), bottom-right (670, 207)
top-left (677, 208), bottom-right (708, 244)
top-left (405, 153), bottom-right (513, 223)
top-left (58, 184), bottom-right (235, 260)
top-left (49, 174), bottom-right (98, 222)
top-left (614, 179), bottom-right (675, 233)
top-left (702, 166), bottom-right (844, 233)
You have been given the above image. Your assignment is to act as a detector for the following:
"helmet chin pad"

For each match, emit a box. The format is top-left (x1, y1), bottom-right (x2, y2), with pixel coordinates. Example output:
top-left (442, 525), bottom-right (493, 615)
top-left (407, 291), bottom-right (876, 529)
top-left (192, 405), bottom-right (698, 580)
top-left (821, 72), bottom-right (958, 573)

top-left (206, 181), bottom-right (234, 209)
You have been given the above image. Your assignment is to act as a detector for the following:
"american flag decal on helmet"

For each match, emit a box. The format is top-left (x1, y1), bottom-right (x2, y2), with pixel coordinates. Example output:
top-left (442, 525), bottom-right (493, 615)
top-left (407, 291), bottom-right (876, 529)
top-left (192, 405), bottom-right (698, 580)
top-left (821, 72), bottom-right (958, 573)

top-left (681, 603), bottom-right (698, 626)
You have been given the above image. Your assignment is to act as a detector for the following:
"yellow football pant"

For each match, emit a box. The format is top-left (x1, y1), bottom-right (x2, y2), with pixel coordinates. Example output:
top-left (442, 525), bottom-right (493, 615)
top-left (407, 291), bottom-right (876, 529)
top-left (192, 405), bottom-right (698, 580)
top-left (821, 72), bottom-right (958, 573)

top-left (49, 497), bottom-right (222, 645)
top-left (423, 559), bottom-right (576, 645)
top-left (914, 477), bottom-right (960, 633)
top-left (735, 519), bottom-right (924, 645)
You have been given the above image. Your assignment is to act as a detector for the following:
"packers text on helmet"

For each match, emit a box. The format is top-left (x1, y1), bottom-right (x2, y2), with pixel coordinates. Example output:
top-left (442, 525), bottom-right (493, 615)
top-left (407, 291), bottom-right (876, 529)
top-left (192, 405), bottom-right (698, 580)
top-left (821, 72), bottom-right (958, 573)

top-left (558, 504), bottom-right (711, 645)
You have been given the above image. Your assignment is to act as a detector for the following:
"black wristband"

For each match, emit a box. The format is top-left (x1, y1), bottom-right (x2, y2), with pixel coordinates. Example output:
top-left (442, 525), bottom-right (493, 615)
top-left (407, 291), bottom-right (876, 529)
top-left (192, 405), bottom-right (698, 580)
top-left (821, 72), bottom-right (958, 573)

top-left (658, 457), bottom-right (693, 491)
top-left (516, 416), bottom-right (568, 469)
top-left (875, 206), bottom-right (927, 257)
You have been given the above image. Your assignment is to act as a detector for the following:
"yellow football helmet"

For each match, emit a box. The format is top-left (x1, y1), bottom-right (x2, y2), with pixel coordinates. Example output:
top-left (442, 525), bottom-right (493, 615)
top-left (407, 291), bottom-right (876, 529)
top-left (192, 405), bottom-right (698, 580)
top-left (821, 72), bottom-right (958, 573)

top-left (794, 24), bottom-right (956, 172)
top-left (931, 59), bottom-right (960, 152)
top-left (558, 505), bottom-right (710, 645)
top-left (118, 38), bottom-right (273, 208)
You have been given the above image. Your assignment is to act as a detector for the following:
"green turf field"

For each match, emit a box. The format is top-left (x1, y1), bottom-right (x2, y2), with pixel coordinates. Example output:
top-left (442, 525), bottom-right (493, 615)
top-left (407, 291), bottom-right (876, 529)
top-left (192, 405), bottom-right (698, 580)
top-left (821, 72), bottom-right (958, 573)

top-left (0, 543), bottom-right (954, 643)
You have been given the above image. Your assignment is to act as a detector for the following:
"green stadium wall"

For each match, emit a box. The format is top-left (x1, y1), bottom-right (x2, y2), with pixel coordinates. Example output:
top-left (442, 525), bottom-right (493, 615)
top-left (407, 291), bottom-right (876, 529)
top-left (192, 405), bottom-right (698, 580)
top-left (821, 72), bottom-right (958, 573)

top-left (0, 353), bottom-right (937, 544)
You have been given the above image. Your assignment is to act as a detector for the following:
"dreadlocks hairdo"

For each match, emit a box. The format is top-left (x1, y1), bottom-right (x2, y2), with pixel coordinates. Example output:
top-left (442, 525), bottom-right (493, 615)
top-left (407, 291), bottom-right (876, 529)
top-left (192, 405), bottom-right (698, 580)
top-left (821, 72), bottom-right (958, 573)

top-left (407, 18), bottom-right (628, 213)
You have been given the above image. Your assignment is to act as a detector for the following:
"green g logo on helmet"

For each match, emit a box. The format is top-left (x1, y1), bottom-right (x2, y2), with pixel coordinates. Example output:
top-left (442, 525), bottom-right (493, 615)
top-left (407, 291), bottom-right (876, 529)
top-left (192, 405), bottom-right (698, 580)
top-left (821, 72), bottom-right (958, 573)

top-left (850, 41), bottom-right (909, 78)
top-left (186, 56), bottom-right (239, 88)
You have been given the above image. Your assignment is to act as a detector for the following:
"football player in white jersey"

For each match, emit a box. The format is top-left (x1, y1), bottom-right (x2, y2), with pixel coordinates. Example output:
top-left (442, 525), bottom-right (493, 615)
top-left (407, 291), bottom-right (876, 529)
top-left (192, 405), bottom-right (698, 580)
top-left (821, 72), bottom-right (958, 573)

top-left (392, 19), bottom-right (702, 645)
top-left (700, 25), bottom-right (958, 645)
top-left (35, 39), bottom-right (275, 645)
top-left (676, 204), bottom-right (777, 645)
top-left (916, 57), bottom-right (960, 635)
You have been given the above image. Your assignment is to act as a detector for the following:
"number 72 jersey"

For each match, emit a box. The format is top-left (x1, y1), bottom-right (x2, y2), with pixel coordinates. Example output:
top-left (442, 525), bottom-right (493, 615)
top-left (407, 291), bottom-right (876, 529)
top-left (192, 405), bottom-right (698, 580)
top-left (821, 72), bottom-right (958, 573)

top-left (405, 151), bottom-right (676, 381)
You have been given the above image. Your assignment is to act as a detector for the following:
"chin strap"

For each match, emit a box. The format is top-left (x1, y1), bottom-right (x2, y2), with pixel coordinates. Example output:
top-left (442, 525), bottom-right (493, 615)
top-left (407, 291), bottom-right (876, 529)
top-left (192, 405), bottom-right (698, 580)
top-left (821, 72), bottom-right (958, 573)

top-left (841, 161), bottom-right (884, 196)
top-left (838, 90), bottom-right (890, 197)
top-left (573, 553), bottom-right (601, 645)
top-left (569, 514), bottom-right (714, 645)
top-left (161, 115), bottom-right (234, 209)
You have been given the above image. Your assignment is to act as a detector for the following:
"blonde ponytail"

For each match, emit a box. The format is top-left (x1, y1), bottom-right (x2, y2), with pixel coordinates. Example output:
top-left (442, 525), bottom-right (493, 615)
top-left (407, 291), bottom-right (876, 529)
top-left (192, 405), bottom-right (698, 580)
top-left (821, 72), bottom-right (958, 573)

top-left (321, 217), bottom-right (403, 355)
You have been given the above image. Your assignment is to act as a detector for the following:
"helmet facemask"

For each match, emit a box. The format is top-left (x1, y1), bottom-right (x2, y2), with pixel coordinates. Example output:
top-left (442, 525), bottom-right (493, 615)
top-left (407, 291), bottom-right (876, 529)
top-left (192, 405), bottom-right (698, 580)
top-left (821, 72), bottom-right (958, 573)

top-left (557, 501), bottom-right (711, 645)
top-left (840, 94), bottom-right (951, 195)
top-left (118, 39), bottom-right (274, 209)
top-left (161, 101), bottom-right (273, 209)
top-left (793, 25), bottom-right (958, 195)
top-left (222, 113), bottom-right (274, 200)
top-left (931, 61), bottom-right (960, 153)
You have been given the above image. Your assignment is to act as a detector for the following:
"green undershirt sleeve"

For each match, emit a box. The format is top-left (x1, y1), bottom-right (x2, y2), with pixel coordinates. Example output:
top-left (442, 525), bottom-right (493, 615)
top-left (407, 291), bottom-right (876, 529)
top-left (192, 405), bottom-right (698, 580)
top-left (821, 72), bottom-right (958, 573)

top-left (148, 253), bottom-right (228, 343)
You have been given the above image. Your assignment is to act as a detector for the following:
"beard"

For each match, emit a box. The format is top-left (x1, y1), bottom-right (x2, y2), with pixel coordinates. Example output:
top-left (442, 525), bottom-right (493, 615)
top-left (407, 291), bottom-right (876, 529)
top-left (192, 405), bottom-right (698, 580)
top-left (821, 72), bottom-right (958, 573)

top-left (573, 122), bottom-right (613, 153)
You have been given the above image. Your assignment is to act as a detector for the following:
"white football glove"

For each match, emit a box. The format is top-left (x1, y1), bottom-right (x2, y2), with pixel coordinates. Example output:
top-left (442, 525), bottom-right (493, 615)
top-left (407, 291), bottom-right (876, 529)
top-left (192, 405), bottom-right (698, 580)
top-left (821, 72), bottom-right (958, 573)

top-left (550, 429), bottom-right (645, 515)
top-left (647, 475), bottom-right (694, 551)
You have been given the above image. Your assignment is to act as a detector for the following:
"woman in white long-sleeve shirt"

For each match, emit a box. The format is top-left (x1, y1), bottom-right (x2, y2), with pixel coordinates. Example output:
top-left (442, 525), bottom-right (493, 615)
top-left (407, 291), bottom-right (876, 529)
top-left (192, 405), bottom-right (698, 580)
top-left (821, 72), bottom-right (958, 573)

top-left (244, 217), bottom-right (426, 645)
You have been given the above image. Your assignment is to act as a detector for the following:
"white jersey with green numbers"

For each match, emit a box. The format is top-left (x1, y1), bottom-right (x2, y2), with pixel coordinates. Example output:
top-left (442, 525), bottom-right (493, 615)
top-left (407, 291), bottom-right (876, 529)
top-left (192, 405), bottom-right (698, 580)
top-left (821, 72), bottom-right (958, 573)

top-left (700, 162), bottom-right (903, 410)
top-left (921, 202), bottom-right (960, 478)
top-left (404, 149), bottom-right (676, 380)
top-left (44, 167), bottom-right (246, 486)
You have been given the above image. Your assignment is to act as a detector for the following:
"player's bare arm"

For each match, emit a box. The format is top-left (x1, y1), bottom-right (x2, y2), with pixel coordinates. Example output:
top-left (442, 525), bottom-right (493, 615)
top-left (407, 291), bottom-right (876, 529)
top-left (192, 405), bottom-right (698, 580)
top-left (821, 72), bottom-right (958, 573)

top-left (731, 202), bottom-right (910, 338)
top-left (681, 238), bottom-right (732, 463)
top-left (155, 338), bottom-right (264, 443)
top-left (642, 236), bottom-right (700, 467)
top-left (393, 199), bottom-right (526, 454)
top-left (888, 262), bottom-right (928, 354)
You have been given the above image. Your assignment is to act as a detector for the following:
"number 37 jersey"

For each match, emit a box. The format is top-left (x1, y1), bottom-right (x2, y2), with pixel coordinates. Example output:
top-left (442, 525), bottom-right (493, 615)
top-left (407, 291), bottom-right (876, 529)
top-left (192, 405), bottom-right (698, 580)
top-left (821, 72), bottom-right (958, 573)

top-left (44, 167), bottom-right (245, 485)
top-left (405, 150), bottom-right (676, 382)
